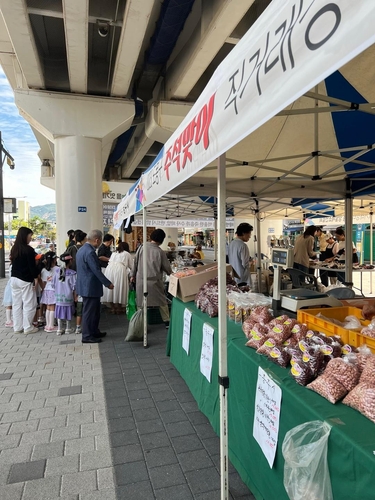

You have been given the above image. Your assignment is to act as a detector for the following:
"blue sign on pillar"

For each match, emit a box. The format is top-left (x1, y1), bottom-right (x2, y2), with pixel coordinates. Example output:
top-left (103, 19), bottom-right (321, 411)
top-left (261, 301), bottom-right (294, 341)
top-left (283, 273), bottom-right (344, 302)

top-left (78, 206), bottom-right (87, 213)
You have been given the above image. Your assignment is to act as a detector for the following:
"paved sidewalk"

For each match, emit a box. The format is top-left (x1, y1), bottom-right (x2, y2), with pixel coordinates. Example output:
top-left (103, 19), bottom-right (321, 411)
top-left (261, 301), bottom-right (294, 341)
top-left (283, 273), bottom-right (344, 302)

top-left (0, 278), bottom-right (253, 500)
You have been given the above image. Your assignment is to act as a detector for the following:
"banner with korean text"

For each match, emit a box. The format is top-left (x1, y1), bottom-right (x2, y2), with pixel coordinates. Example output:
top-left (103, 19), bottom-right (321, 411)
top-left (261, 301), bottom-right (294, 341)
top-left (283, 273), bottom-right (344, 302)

top-left (114, 0), bottom-right (375, 223)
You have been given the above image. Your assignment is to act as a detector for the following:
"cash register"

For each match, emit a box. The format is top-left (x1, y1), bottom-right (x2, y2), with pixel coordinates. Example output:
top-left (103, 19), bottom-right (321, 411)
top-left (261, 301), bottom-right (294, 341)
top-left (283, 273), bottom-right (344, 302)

top-left (271, 248), bottom-right (342, 312)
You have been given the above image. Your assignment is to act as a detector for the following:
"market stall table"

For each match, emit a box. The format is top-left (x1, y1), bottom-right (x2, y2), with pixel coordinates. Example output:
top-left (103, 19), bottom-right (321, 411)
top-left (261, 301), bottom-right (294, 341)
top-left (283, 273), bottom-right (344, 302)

top-left (311, 263), bottom-right (375, 294)
top-left (167, 297), bottom-right (375, 500)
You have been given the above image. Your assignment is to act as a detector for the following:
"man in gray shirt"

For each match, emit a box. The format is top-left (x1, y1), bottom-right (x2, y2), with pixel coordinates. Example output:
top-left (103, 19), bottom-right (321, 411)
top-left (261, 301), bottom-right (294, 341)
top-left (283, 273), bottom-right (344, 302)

top-left (228, 223), bottom-right (253, 285)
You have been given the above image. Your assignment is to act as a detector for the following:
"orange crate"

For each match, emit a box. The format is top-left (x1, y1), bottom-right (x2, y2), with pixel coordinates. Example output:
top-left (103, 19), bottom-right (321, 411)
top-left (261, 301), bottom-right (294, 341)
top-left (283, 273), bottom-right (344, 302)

top-left (297, 307), bottom-right (375, 352)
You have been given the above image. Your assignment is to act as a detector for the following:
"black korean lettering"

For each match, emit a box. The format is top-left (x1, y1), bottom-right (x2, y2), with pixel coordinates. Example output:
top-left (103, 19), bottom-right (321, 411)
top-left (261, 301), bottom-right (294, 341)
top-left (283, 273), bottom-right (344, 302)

top-left (280, 1), bottom-right (303, 70)
top-left (224, 60), bottom-right (246, 115)
top-left (305, 3), bottom-right (341, 50)
top-left (264, 22), bottom-right (286, 74)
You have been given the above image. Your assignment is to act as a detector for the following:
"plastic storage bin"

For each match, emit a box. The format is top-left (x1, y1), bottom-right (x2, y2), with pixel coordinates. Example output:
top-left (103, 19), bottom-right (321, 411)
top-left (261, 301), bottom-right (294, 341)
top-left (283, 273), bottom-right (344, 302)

top-left (297, 307), bottom-right (375, 352)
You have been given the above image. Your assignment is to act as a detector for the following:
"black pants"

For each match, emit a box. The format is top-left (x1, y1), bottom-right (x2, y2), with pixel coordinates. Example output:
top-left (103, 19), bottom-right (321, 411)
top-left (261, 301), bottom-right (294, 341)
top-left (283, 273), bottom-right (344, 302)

top-left (81, 296), bottom-right (101, 341)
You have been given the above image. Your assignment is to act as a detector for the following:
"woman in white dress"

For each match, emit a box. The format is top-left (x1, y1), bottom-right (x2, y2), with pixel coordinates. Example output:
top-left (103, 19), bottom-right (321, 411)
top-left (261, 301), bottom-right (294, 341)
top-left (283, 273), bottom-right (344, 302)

top-left (103, 242), bottom-right (133, 313)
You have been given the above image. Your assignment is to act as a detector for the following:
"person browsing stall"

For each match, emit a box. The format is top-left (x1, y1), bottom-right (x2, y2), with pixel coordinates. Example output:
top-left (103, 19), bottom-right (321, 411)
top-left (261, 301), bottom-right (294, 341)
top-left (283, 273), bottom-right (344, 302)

top-left (130, 229), bottom-right (172, 329)
top-left (228, 223), bottom-right (253, 285)
top-left (76, 230), bottom-right (114, 344)
top-left (97, 233), bottom-right (114, 269)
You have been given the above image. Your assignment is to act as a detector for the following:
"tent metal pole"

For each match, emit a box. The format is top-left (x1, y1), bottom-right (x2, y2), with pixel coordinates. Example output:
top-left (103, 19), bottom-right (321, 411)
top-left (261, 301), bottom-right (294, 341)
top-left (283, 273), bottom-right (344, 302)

top-left (214, 217), bottom-right (218, 261)
top-left (218, 153), bottom-right (229, 500)
top-left (255, 201), bottom-right (262, 293)
top-left (143, 207), bottom-right (148, 348)
top-left (345, 192), bottom-right (353, 287)
top-left (370, 207), bottom-right (373, 294)
top-left (314, 85), bottom-right (319, 178)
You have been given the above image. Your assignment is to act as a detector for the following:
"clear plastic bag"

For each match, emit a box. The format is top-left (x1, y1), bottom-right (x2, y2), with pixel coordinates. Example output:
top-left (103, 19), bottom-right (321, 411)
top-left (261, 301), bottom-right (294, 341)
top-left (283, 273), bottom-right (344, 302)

top-left (282, 420), bottom-right (333, 500)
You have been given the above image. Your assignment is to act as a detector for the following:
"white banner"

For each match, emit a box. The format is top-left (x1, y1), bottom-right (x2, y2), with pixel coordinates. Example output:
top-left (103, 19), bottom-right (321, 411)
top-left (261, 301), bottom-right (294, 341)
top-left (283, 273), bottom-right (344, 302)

top-left (132, 217), bottom-right (235, 229)
top-left (114, 0), bottom-right (375, 223)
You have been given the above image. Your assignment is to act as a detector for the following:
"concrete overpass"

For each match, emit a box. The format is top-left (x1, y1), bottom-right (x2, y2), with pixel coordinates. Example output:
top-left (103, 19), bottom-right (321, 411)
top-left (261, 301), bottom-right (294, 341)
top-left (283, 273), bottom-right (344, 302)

top-left (0, 0), bottom-right (263, 250)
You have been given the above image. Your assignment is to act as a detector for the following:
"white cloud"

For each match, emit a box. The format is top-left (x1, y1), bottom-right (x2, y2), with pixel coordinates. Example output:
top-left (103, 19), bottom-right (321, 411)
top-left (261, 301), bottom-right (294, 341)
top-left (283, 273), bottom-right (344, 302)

top-left (0, 68), bottom-right (55, 207)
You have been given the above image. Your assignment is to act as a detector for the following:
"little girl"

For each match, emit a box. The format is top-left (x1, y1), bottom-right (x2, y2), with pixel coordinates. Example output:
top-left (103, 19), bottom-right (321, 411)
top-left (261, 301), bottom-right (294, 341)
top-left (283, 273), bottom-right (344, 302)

top-left (40, 252), bottom-right (58, 332)
top-left (52, 254), bottom-right (77, 335)
top-left (3, 265), bottom-right (13, 327)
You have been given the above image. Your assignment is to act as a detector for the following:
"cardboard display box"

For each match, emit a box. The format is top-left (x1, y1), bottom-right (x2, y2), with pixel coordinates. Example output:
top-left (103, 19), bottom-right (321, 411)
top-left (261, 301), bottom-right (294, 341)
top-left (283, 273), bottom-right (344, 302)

top-left (168, 264), bottom-right (233, 303)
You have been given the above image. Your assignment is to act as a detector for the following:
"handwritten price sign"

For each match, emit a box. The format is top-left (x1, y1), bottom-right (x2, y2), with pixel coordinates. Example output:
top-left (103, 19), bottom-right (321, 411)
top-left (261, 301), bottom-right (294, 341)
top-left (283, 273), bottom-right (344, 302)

top-left (253, 367), bottom-right (282, 468)
top-left (200, 323), bottom-right (214, 383)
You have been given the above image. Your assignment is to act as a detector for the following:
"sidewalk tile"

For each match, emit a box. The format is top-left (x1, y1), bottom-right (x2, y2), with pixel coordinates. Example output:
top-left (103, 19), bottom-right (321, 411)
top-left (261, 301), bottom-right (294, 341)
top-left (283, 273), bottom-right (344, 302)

top-left (32, 440), bottom-right (64, 460)
top-left (149, 463), bottom-right (186, 489)
top-left (22, 475), bottom-right (61, 499)
top-left (145, 446), bottom-right (178, 468)
top-left (97, 467), bottom-right (115, 490)
top-left (8, 459), bottom-right (45, 484)
top-left (114, 461), bottom-right (149, 486)
top-left (154, 484), bottom-right (194, 500)
top-left (80, 450), bottom-right (113, 471)
top-left (45, 455), bottom-right (80, 476)
top-left (61, 470), bottom-right (97, 495)
top-left (115, 481), bottom-right (154, 500)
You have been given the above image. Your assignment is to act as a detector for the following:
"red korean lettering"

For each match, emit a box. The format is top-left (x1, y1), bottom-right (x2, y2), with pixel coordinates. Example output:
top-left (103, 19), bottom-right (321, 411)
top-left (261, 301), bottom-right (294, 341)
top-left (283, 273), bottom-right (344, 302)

top-left (163, 146), bottom-right (173, 181)
top-left (195, 93), bottom-right (215, 149)
top-left (172, 135), bottom-right (182, 172)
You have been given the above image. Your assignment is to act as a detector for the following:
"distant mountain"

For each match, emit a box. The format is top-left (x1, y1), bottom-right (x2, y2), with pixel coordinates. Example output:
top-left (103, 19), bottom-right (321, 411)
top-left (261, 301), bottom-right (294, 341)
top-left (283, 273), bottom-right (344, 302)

top-left (30, 204), bottom-right (56, 222)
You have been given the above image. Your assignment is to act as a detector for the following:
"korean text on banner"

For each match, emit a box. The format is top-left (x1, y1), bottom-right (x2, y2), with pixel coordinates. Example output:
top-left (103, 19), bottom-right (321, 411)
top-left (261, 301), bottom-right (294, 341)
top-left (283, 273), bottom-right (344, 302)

top-left (115, 0), bottom-right (375, 223)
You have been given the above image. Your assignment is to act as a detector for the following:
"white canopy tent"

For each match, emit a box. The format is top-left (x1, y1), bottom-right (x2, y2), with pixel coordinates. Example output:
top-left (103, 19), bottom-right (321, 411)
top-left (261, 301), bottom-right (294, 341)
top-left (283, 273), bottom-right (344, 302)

top-left (114, 2), bottom-right (375, 498)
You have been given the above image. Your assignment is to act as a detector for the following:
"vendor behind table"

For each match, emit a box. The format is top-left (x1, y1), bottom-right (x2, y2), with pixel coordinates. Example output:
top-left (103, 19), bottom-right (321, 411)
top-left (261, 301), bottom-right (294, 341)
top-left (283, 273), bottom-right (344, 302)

top-left (293, 225), bottom-right (318, 274)
top-left (319, 232), bottom-right (339, 287)
top-left (334, 227), bottom-right (358, 283)
top-left (228, 223), bottom-right (253, 286)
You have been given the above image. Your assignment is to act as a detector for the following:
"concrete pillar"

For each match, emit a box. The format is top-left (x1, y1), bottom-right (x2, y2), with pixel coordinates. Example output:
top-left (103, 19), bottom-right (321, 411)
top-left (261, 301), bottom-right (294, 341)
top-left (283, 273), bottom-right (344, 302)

top-left (14, 89), bottom-right (135, 253)
top-left (55, 136), bottom-right (102, 253)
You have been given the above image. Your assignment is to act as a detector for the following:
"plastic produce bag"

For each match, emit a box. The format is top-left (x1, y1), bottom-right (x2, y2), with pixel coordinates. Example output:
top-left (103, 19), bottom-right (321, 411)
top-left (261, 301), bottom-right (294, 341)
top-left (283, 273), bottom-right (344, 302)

top-left (126, 283), bottom-right (137, 321)
top-left (125, 308), bottom-right (143, 342)
top-left (282, 420), bottom-right (333, 500)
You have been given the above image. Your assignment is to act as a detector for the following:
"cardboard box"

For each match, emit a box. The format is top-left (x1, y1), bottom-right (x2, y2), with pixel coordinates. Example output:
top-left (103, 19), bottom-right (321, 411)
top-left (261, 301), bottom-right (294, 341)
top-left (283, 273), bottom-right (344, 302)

top-left (168, 264), bottom-right (233, 303)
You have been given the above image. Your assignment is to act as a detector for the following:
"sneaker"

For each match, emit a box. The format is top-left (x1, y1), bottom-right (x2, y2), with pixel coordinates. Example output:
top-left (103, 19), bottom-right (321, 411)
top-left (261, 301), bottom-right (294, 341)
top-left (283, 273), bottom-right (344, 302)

top-left (44, 326), bottom-right (57, 332)
top-left (65, 329), bottom-right (73, 334)
top-left (13, 330), bottom-right (23, 334)
top-left (56, 330), bottom-right (65, 336)
top-left (5, 321), bottom-right (13, 328)
top-left (24, 327), bottom-right (39, 335)
top-left (164, 321), bottom-right (170, 330)
top-left (75, 327), bottom-right (82, 335)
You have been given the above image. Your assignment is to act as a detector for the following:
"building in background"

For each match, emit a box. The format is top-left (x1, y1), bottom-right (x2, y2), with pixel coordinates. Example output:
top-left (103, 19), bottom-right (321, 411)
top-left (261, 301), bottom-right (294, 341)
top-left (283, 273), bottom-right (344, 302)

top-left (18, 200), bottom-right (30, 222)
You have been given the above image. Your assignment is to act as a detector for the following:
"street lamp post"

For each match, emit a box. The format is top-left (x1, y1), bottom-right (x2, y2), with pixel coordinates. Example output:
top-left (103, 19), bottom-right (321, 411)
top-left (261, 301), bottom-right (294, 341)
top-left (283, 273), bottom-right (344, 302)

top-left (0, 131), bottom-right (15, 278)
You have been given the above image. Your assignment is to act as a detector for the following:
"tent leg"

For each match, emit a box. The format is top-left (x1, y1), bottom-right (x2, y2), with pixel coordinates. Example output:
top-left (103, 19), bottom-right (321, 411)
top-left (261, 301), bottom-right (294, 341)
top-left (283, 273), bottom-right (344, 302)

top-left (218, 153), bottom-right (229, 500)
top-left (370, 207), bottom-right (373, 294)
top-left (143, 207), bottom-right (148, 348)
top-left (345, 189), bottom-right (353, 287)
top-left (255, 201), bottom-right (262, 293)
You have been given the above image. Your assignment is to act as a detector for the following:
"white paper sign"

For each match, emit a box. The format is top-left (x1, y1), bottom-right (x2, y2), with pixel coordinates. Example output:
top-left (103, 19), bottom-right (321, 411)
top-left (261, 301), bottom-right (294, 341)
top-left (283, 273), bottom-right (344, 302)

top-left (200, 323), bottom-right (214, 383)
top-left (182, 309), bottom-right (192, 354)
top-left (253, 367), bottom-right (282, 468)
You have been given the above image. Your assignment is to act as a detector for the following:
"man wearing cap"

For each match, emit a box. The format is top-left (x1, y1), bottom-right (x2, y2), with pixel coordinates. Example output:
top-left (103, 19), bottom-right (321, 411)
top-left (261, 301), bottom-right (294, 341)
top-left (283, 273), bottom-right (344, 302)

top-left (228, 223), bottom-right (253, 285)
top-left (76, 229), bottom-right (114, 344)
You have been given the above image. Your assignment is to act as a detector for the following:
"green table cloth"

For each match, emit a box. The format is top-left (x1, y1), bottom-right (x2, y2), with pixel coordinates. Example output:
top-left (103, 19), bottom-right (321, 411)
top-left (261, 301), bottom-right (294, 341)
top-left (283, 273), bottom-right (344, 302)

top-left (167, 297), bottom-right (375, 500)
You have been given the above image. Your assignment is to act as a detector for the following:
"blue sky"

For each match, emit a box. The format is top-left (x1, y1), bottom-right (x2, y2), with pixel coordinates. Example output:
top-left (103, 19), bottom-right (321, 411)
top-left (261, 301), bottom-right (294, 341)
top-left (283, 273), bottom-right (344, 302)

top-left (0, 68), bottom-right (55, 207)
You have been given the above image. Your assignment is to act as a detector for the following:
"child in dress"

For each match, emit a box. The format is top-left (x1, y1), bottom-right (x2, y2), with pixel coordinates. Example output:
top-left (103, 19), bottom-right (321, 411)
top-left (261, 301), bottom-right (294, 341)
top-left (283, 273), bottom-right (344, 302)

top-left (40, 252), bottom-right (58, 332)
top-left (3, 265), bottom-right (13, 327)
top-left (52, 254), bottom-right (77, 335)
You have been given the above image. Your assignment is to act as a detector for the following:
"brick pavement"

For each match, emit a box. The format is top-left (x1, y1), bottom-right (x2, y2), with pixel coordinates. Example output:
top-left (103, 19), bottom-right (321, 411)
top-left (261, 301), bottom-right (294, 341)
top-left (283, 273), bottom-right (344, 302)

top-left (0, 277), bottom-right (254, 500)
